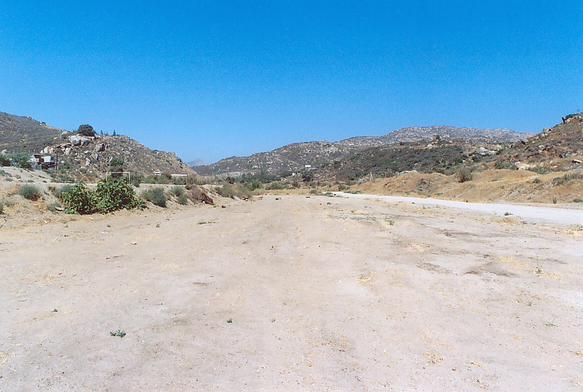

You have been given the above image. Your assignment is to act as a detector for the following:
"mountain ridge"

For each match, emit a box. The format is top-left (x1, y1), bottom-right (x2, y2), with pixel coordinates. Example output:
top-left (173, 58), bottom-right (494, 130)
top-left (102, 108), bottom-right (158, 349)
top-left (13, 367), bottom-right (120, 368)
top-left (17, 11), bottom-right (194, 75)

top-left (194, 125), bottom-right (530, 176)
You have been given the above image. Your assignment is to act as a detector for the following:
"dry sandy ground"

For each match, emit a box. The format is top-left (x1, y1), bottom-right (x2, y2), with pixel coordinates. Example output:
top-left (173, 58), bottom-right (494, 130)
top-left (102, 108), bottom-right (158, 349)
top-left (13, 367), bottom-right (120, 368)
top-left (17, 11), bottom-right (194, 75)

top-left (1, 196), bottom-right (583, 391)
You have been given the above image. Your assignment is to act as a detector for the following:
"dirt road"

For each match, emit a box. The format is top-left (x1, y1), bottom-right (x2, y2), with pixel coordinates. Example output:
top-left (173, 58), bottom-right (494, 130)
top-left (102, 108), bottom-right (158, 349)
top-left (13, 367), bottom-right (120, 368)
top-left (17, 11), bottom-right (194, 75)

top-left (335, 192), bottom-right (583, 226)
top-left (1, 196), bottom-right (583, 391)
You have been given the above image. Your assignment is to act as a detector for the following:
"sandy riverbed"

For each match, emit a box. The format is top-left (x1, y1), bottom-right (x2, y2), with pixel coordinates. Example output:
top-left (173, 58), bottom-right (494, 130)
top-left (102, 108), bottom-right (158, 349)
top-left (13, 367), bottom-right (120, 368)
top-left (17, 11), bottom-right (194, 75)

top-left (1, 195), bottom-right (583, 391)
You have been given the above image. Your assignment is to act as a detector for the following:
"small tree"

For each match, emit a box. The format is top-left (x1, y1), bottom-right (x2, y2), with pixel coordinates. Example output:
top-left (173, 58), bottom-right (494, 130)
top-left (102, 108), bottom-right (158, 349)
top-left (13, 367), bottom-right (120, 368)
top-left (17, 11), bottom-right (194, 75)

top-left (77, 124), bottom-right (96, 137)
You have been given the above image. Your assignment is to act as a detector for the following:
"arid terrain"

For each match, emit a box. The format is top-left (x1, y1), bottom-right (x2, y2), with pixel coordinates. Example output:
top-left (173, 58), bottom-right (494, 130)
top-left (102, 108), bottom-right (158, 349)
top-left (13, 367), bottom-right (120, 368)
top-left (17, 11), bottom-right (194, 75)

top-left (2, 195), bottom-right (583, 391)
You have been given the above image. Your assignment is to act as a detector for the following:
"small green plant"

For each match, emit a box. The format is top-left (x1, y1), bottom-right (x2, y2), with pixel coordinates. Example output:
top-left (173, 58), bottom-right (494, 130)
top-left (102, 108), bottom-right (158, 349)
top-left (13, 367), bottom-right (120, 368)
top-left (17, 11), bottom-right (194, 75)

top-left (456, 167), bottom-right (473, 183)
top-left (110, 329), bottom-right (126, 338)
top-left (142, 187), bottom-right (167, 207)
top-left (19, 184), bottom-right (41, 200)
top-left (0, 155), bottom-right (10, 166)
top-left (0, 200), bottom-right (4, 214)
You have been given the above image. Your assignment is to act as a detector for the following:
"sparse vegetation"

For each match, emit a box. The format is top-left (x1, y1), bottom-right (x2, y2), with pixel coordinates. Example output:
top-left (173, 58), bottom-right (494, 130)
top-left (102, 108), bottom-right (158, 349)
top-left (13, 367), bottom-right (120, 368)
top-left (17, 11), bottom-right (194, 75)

top-left (266, 181), bottom-right (287, 190)
top-left (217, 183), bottom-right (251, 199)
top-left (494, 161), bottom-right (516, 170)
top-left (456, 167), bottom-right (473, 183)
top-left (529, 166), bottom-right (551, 175)
top-left (0, 155), bottom-right (10, 166)
top-left (19, 184), bottom-right (41, 200)
top-left (142, 187), bottom-right (167, 207)
top-left (177, 193), bottom-right (188, 205)
top-left (10, 153), bottom-right (33, 170)
top-left (170, 186), bottom-right (186, 198)
top-left (552, 173), bottom-right (583, 186)
top-left (188, 187), bottom-right (214, 205)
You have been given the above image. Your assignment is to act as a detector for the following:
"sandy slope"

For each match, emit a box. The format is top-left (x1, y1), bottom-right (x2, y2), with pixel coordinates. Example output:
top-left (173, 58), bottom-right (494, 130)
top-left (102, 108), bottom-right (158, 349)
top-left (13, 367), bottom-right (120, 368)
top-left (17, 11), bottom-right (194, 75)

top-left (1, 196), bottom-right (583, 391)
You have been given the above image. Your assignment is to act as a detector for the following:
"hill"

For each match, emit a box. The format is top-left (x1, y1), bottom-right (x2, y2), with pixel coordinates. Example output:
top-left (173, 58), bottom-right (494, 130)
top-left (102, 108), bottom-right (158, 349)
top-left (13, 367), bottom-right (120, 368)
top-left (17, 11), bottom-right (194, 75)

top-left (0, 111), bottom-right (195, 181)
top-left (195, 126), bottom-right (527, 176)
top-left (497, 113), bottom-right (583, 171)
top-left (0, 112), bottom-right (63, 153)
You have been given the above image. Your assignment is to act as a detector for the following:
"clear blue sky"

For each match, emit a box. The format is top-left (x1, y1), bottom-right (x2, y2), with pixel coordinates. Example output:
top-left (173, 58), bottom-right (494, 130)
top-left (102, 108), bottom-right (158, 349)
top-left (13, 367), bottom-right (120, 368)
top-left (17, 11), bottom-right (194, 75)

top-left (1, 1), bottom-right (581, 163)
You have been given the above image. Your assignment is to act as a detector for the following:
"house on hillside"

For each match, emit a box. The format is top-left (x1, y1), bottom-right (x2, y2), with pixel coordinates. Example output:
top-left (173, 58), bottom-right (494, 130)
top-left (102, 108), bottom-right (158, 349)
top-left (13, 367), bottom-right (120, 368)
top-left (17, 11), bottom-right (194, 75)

top-left (31, 154), bottom-right (56, 170)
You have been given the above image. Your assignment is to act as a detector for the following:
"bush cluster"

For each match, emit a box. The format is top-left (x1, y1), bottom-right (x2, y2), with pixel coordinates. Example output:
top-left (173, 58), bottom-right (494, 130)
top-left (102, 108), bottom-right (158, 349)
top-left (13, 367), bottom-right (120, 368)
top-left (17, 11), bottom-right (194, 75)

top-left (141, 187), bottom-right (167, 207)
top-left (62, 179), bottom-right (144, 214)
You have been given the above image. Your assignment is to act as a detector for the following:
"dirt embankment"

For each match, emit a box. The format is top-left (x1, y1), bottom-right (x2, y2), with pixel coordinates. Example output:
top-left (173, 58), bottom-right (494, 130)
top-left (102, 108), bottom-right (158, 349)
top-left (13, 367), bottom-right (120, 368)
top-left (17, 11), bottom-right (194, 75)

top-left (351, 169), bottom-right (583, 204)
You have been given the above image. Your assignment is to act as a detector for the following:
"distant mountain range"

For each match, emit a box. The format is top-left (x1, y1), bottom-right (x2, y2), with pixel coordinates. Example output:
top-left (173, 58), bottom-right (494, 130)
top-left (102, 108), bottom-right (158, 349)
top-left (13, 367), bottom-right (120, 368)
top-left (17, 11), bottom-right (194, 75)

top-left (194, 126), bottom-right (530, 176)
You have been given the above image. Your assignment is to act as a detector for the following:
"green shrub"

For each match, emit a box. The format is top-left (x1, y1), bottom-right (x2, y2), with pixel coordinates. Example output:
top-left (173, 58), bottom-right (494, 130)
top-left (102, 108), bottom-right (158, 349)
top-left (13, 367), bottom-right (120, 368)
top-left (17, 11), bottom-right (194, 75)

top-left (19, 185), bottom-right (41, 200)
top-left (51, 184), bottom-right (74, 200)
top-left (62, 184), bottom-right (97, 214)
top-left (456, 167), bottom-right (473, 183)
top-left (11, 153), bottom-right (32, 170)
top-left (142, 187), bottom-right (167, 207)
top-left (109, 157), bottom-right (124, 168)
top-left (170, 186), bottom-right (185, 197)
top-left (95, 178), bottom-right (145, 213)
top-left (177, 193), bottom-right (188, 205)
top-left (61, 180), bottom-right (144, 214)
top-left (0, 201), bottom-right (4, 214)
top-left (0, 155), bottom-right (10, 166)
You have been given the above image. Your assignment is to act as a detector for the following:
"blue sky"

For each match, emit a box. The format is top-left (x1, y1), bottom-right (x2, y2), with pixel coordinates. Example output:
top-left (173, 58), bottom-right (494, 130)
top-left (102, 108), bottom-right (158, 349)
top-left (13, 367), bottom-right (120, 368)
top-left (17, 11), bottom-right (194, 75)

top-left (1, 1), bottom-right (581, 163)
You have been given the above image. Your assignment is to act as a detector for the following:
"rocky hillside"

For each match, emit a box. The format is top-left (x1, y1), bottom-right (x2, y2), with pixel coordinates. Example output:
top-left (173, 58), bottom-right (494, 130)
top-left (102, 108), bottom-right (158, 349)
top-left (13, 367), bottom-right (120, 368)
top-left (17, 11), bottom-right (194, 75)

top-left (49, 134), bottom-right (195, 181)
top-left (0, 111), bottom-right (194, 181)
top-left (496, 113), bottom-right (583, 171)
top-left (0, 112), bottom-right (63, 153)
top-left (195, 126), bottom-right (527, 176)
